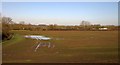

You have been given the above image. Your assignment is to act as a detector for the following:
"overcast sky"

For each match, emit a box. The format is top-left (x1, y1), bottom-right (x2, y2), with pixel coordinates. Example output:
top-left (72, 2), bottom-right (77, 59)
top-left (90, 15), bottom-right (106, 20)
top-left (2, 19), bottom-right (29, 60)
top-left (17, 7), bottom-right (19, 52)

top-left (2, 2), bottom-right (118, 25)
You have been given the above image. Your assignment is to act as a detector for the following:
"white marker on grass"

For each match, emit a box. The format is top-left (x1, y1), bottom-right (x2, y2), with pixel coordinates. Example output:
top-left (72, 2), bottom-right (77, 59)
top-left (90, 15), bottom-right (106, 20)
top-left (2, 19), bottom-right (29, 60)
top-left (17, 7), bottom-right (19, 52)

top-left (48, 42), bottom-right (51, 48)
top-left (34, 43), bottom-right (41, 52)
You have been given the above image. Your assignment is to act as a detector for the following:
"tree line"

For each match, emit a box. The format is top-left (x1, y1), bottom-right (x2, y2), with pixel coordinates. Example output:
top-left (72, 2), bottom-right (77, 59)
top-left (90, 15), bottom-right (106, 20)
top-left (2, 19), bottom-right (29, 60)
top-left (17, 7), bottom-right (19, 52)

top-left (11, 21), bottom-right (118, 31)
top-left (1, 16), bottom-right (119, 40)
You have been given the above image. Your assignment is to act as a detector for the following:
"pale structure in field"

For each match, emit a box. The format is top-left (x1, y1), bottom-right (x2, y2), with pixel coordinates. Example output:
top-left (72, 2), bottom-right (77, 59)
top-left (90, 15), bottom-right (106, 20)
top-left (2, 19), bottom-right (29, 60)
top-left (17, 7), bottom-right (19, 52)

top-left (24, 35), bottom-right (51, 40)
top-left (99, 28), bottom-right (108, 30)
top-left (24, 35), bottom-right (54, 52)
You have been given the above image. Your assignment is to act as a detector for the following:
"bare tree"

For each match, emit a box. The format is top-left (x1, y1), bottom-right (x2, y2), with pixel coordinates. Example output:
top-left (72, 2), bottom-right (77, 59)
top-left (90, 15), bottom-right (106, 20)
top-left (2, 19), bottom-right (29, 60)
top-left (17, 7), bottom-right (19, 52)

top-left (2, 17), bottom-right (13, 40)
top-left (80, 20), bottom-right (91, 26)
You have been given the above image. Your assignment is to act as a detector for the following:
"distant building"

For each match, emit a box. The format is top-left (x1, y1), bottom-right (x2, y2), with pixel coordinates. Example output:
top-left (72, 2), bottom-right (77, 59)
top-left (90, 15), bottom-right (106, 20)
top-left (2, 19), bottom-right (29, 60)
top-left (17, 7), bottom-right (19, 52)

top-left (99, 28), bottom-right (108, 30)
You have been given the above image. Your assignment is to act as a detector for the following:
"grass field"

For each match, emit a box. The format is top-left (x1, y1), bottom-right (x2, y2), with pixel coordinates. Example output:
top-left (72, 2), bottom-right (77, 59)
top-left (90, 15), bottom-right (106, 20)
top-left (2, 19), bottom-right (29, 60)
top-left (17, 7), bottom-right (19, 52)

top-left (3, 30), bottom-right (118, 63)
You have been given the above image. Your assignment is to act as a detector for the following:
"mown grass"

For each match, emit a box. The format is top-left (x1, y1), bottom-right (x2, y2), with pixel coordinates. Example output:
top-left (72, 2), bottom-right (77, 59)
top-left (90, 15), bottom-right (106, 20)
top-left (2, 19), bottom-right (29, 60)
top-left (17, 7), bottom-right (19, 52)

top-left (2, 34), bottom-right (25, 47)
top-left (3, 30), bottom-right (118, 63)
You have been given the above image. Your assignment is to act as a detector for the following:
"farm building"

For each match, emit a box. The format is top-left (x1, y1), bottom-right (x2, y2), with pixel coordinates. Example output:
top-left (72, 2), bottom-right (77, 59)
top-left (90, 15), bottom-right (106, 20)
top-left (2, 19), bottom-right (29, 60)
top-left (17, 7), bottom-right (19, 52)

top-left (99, 28), bottom-right (108, 30)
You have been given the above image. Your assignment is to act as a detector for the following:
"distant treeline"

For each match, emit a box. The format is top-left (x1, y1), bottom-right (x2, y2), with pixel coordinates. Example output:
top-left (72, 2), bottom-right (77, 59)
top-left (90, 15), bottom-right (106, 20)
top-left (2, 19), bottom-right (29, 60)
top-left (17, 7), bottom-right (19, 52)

top-left (1, 16), bottom-right (119, 40)
top-left (11, 22), bottom-right (119, 31)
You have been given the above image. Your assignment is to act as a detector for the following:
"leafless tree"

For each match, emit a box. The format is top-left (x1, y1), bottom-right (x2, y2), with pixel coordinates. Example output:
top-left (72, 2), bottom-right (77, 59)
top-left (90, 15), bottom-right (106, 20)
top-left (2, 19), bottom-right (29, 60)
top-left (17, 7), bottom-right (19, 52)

top-left (2, 17), bottom-right (13, 40)
top-left (80, 20), bottom-right (91, 26)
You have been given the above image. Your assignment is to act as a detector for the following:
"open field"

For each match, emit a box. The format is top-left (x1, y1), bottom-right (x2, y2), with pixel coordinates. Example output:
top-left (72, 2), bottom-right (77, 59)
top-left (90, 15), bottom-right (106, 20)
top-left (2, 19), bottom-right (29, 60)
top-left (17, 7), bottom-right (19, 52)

top-left (3, 30), bottom-right (118, 63)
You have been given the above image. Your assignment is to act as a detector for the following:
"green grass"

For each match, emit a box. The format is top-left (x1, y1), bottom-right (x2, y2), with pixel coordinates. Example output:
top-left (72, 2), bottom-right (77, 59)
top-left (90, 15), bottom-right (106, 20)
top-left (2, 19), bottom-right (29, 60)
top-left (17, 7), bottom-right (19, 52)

top-left (3, 30), bottom-right (118, 63)
top-left (2, 34), bottom-right (25, 47)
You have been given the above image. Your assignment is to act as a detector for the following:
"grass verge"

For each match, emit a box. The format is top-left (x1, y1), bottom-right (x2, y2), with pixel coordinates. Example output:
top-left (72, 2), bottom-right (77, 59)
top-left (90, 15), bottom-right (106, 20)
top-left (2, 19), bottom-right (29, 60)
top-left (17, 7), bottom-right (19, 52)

top-left (2, 34), bottom-right (25, 47)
